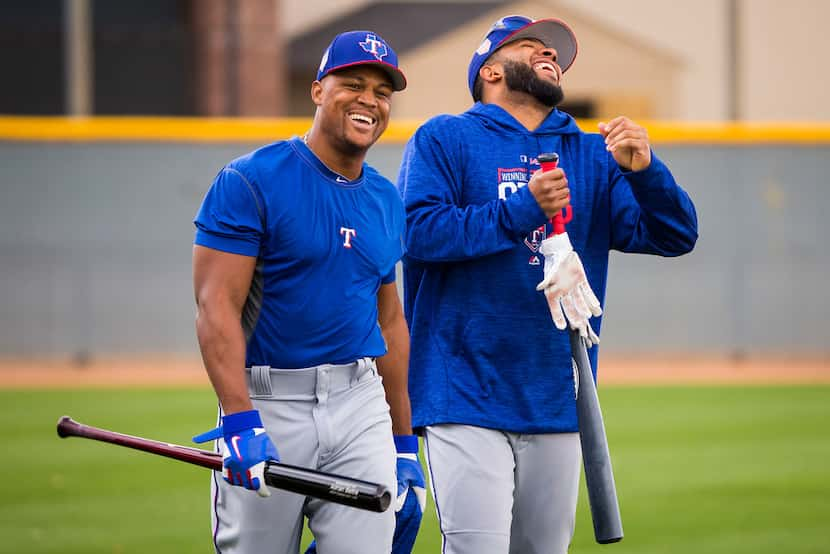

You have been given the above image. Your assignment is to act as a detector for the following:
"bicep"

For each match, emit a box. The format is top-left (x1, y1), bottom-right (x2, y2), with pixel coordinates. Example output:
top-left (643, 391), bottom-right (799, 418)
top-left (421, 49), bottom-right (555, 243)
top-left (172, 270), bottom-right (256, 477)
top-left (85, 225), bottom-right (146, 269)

top-left (193, 245), bottom-right (257, 313)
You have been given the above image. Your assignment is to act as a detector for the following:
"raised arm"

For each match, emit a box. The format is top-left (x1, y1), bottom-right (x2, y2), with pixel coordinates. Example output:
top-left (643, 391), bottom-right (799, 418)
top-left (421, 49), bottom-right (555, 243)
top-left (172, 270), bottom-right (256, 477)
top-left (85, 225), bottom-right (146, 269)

top-left (601, 117), bottom-right (698, 255)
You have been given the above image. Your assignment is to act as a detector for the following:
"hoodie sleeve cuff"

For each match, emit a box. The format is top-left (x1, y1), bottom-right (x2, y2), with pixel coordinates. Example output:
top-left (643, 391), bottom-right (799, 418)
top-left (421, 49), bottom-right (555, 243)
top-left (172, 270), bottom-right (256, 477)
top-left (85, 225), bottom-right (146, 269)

top-left (618, 151), bottom-right (671, 193)
top-left (502, 185), bottom-right (548, 238)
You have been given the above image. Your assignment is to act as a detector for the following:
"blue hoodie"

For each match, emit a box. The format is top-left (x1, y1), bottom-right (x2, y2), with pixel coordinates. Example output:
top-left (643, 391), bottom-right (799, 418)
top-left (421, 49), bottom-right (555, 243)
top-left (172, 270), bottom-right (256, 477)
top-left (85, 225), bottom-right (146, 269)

top-left (397, 103), bottom-right (698, 433)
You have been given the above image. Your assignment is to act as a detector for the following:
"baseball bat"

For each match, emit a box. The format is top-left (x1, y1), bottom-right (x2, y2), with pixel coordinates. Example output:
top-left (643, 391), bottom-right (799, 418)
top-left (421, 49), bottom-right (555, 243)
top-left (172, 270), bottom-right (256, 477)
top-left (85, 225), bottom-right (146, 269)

top-left (538, 152), bottom-right (623, 543)
top-left (56, 416), bottom-right (391, 513)
top-left (570, 332), bottom-right (624, 543)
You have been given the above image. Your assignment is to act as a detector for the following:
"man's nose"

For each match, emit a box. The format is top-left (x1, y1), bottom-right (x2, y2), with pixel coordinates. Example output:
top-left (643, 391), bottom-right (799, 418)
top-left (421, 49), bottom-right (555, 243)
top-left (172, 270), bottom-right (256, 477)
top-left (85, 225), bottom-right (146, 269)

top-left (357, 89), bottom-right (378, 106)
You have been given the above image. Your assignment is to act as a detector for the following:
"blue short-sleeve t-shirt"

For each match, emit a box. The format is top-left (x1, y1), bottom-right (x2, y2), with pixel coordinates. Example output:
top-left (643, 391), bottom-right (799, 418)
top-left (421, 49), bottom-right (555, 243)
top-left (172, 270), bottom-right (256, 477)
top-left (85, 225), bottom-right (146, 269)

top-left (194, 137), bottom-right (405, 368)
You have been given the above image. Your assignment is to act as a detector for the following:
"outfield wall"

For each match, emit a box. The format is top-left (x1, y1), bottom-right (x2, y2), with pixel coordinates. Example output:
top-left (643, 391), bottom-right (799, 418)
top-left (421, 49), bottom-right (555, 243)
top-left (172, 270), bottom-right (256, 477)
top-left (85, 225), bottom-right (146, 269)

top-left (1, 118), bottom-right (828, 357)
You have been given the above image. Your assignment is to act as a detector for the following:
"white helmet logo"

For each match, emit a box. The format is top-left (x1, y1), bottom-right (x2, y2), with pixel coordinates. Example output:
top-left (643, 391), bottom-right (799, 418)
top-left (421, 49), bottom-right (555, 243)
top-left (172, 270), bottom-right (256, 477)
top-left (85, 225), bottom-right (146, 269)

top-left (319, 48), bottom-right (329, 72)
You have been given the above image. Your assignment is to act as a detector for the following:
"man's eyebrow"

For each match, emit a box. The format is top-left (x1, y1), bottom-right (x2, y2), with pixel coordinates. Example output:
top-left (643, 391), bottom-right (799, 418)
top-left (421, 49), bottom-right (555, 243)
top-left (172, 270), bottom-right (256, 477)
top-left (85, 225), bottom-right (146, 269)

top-left (341, 72), bottom-right (393, 89)
top-left (516, 38), bottom-right (546, 46)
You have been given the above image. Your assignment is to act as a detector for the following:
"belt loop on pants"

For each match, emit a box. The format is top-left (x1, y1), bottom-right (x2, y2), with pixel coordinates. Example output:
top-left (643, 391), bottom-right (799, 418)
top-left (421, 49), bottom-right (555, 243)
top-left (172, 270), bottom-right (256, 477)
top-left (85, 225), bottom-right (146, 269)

top-left (249, 365), bottom-right (273, 397)
top-left (351, 357), bottom-right (374, 386)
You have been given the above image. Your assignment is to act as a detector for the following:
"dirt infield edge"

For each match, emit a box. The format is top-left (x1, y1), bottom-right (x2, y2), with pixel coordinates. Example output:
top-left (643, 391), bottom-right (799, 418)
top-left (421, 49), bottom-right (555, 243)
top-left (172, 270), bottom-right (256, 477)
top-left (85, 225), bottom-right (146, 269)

top-left (1, 354), bottom-right (828, 389)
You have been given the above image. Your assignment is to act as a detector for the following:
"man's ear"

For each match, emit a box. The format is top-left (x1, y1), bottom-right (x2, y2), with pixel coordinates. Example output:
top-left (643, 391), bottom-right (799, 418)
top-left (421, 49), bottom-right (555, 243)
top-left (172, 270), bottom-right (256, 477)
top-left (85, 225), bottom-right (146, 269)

top-left (479, 62), bottom-right (502, 85)
top-left (311, 80), bottom-right (324, 106)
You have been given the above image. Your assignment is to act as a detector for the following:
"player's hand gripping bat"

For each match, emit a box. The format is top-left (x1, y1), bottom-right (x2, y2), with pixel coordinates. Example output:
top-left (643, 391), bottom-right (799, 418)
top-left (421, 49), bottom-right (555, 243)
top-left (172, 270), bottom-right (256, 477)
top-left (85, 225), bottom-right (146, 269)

top-left (539, 153), bottom-right (624, 544)
top-left (535, 153), bottom-right (602, 345)
top-left (57, 416), bottom-right (391, 512)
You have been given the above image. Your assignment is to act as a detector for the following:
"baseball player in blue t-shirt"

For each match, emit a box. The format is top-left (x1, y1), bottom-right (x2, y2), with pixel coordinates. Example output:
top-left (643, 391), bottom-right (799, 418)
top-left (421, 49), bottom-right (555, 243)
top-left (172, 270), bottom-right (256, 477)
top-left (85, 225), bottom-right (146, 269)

top-left (397, 15), bottom-right (698, 554)
top-left (191, 31), bottom-right (424, 554)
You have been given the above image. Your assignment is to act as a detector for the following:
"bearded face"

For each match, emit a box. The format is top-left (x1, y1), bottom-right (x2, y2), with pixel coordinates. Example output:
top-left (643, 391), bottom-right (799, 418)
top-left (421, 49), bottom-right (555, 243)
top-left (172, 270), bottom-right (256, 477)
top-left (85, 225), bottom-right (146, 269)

top-left (501, 59), bottom-right (564, 107)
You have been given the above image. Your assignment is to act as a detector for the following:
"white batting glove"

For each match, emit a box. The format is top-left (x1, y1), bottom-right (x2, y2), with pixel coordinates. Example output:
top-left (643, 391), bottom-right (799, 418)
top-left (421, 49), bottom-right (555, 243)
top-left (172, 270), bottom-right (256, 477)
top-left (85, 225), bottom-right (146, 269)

top-left (536, 233), bottom-right (603, 347)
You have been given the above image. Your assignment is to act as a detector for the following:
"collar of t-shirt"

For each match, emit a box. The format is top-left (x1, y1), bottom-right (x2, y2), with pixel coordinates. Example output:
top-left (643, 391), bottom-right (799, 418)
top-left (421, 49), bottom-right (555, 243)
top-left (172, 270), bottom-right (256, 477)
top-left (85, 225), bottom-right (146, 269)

top-left (292, 136), bottom-right (365, 188)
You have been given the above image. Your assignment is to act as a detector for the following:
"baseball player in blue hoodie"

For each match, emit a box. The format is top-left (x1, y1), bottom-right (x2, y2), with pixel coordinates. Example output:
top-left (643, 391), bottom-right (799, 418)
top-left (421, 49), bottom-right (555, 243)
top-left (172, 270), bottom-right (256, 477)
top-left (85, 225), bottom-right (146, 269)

top-left (397, 15), bottom-right (698, 554)
top-left (192, 30), bottom-right (424, 554)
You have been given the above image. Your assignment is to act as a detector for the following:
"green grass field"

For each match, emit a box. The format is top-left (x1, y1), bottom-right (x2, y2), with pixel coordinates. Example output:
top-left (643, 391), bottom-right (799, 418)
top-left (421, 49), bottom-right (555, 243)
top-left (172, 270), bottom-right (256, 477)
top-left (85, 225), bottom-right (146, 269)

top-left (2, 385), bottom-right (829, 553)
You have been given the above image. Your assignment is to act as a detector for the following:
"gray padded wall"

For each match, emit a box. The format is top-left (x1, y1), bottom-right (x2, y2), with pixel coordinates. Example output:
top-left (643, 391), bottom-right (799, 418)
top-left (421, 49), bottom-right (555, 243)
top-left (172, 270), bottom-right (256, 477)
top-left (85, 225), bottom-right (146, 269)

top-left (1, 141), bottom-right (827, 357)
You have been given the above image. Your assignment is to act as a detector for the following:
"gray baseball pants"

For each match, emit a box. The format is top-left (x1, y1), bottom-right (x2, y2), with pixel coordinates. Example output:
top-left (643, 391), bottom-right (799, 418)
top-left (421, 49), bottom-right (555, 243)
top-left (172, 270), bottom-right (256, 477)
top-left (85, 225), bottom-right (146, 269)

top-left (424, 424), bottom-right (581, 554)
top-left (210, 358), bottom-right (396, 554)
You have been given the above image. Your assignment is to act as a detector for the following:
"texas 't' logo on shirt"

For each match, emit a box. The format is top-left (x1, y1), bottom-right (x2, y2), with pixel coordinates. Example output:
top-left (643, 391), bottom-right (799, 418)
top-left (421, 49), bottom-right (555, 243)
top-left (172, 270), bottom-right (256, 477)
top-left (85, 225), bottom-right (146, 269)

top-left (340, 227), bottom-right (357, 248)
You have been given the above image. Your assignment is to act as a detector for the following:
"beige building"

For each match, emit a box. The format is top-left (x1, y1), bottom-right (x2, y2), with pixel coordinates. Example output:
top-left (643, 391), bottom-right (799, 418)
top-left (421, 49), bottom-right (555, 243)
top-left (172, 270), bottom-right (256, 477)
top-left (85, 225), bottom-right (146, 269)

top-left (283, 0), bottom-right (830, 121)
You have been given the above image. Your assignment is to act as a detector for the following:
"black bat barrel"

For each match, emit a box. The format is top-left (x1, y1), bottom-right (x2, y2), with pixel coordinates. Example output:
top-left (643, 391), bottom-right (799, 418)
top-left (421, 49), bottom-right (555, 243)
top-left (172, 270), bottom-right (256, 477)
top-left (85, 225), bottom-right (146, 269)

top-left (264, 462), bottom-right (391, 513)
top-left (570, 330), bottom-right (624, 544)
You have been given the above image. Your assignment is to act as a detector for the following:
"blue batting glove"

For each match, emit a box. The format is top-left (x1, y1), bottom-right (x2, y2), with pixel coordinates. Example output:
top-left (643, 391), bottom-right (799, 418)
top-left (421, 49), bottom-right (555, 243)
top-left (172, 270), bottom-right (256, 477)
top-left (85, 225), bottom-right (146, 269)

top-left (193, 409), bottom-right (279, 498)
top-left (393, 435), bottom-right (426, 554)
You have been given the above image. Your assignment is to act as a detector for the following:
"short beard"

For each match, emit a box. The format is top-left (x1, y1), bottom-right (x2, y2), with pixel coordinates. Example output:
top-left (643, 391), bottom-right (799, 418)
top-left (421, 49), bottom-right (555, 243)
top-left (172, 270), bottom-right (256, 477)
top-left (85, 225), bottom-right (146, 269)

top-left (502, 59), bottom-right (564, 107)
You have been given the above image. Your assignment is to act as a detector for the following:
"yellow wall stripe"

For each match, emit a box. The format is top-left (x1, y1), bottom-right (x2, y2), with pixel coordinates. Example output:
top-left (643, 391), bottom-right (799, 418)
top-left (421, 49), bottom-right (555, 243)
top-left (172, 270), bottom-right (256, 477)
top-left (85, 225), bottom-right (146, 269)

top-left (1, 116), bottom-right (830, 144)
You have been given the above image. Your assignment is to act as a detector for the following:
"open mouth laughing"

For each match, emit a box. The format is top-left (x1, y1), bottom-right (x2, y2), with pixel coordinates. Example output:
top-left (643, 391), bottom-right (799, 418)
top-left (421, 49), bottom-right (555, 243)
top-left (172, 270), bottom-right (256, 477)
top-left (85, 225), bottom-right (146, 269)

top-left (533, 61), bottom-right (558, 81)
top-left (348, 111), bottom-right (377, 130)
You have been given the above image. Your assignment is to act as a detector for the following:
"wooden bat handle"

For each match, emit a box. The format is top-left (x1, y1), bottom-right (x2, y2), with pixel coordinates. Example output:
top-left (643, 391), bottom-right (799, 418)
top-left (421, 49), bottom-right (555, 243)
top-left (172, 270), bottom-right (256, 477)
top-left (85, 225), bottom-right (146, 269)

top-left (57, 416), bottom-right (391, 512)
top-left (57, 416), bottom-right (221, 469)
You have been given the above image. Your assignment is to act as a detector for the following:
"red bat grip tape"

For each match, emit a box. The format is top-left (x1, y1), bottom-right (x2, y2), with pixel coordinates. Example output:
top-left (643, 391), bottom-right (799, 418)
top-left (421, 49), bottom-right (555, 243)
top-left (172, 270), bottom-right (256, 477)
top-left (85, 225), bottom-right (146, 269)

top-left (538, 152), bottom-right (572, 236)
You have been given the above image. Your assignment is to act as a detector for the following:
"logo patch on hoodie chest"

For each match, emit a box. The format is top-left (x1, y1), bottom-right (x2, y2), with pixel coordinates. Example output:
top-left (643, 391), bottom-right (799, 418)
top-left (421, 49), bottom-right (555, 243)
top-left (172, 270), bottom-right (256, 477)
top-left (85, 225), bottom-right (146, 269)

top-left (496, 166), bottom-right (529, 200)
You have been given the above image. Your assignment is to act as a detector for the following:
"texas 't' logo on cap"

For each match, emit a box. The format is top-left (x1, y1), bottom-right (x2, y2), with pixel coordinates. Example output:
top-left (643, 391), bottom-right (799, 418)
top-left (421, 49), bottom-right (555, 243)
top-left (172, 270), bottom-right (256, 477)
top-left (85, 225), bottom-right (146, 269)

top-left (359, 34), bottom-right (388, 61)
top-left (316, 30), bottom-right (407, 91)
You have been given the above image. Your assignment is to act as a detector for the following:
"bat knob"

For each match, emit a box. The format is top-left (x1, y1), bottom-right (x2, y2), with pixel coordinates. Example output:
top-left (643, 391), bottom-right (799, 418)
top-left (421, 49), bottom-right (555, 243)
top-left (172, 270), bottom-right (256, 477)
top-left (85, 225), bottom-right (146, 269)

top-left (57, 416), bottom-right (74, 438)
top-left (377, 489), bottom-right (392, 512)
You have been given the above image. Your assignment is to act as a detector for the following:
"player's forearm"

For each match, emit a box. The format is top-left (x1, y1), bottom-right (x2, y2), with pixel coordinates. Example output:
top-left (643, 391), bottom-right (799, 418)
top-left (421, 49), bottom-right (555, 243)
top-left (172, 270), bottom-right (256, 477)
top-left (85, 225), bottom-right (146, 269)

top-left (401, 138), bottom-right (545, 262)
top-left (195, 303), bottom-right (252, 415)
top-left (376, 315), bottom-right (413, 435)
top-left (403, 188), bottom-right (544, 263)
top-left (614, 156), bottom-right (698, 255)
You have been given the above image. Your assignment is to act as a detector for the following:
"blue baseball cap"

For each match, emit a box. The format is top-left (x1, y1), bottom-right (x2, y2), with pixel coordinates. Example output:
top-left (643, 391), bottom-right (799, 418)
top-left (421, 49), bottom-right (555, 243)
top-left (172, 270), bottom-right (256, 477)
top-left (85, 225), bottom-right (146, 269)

top-left (316, 30), bottom-right (407, 91)
top-left (468, 15), bottom-right (578, 97)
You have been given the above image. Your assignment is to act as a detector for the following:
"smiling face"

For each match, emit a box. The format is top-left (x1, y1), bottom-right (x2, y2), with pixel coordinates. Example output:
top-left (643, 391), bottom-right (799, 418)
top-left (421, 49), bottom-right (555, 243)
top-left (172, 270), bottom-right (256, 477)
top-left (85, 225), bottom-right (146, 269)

top-left (311, 65), bottom-right (394, 154)
top-left (484, 38), bottom-right (564, 107)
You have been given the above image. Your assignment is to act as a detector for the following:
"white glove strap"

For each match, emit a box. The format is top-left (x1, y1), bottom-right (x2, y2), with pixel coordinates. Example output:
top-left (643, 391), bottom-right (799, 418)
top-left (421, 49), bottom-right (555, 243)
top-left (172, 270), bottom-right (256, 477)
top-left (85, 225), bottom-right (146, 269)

top-left (539, 233), bottom-right (573, 256)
